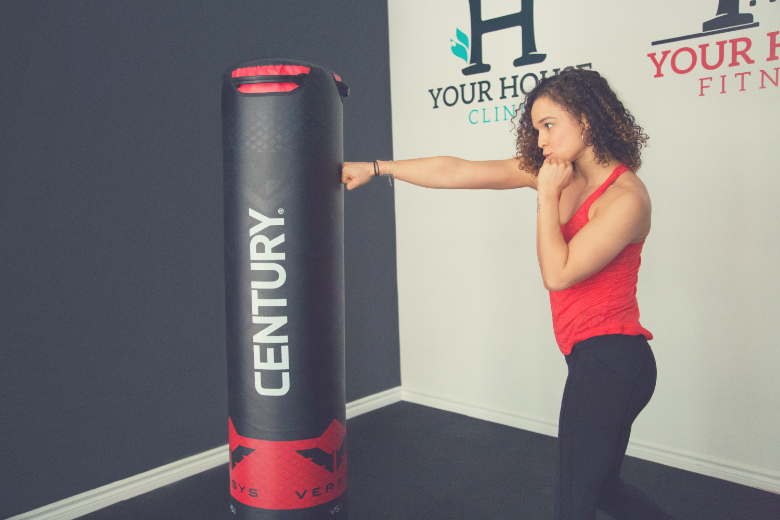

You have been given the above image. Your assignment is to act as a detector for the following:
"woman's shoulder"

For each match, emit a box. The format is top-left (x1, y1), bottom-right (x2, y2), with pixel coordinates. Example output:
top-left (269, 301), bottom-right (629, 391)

top-left (604, 170), bottom-right (650, 209)
top-left (591, 170), bottom-right (652, 241)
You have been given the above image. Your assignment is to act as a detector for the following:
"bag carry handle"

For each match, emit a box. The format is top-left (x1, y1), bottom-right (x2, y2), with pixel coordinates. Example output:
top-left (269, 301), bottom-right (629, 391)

top-left (232, 74), bottom-right (349, 98)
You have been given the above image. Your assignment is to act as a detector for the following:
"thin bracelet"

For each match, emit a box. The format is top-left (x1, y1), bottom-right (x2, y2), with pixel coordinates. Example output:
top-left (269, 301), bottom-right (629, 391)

top-left (373, 160), bottom-right (394, 186)
top-left (386, 160), bottom-right (393, 186)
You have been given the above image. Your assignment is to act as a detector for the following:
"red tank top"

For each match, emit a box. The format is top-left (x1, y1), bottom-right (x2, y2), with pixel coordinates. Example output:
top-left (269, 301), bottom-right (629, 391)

top-left (549, 164), bottom-right (652, 355)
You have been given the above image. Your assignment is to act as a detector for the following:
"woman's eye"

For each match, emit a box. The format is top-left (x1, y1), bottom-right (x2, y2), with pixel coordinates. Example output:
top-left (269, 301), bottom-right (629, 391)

top-left (545, 123), bottom-right (553, 129)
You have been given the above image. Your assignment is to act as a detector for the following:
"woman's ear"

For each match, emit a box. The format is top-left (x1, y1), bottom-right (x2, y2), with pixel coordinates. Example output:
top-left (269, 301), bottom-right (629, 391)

top-left (579, 114), bottom-right (589, 132)
top-left (580, 116), bottom-right (591, 146)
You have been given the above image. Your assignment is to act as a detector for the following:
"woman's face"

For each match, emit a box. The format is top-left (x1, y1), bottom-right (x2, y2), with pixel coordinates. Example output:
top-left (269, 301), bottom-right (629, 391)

top-left (531, 96), bottom-right (588, 163)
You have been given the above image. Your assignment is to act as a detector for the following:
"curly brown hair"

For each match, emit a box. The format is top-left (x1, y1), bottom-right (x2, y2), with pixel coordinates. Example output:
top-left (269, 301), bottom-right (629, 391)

top-left (515, 68), bottom-right (648, 175)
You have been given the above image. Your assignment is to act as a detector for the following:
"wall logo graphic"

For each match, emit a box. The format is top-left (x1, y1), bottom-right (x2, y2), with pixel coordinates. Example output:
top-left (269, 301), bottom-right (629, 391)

top-left (453, 0), bottom-right (546, 75)
top-left (433, 0), bottom-right (591, 126)
top-left (647, 0), bottom-right (779, 96)
top-left (451, 28), bottom-right (470, 62)
top-left (653, 0), bottom-right (772, 46)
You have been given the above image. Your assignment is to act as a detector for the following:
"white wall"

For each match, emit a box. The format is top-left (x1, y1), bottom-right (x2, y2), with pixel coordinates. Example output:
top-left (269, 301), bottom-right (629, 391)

top-left (388, 0), bottom-right (780, 491)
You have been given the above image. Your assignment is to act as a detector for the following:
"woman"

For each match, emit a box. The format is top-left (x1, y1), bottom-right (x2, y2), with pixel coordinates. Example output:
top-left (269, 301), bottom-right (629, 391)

top-left (342, 68), bottom-right (674, 520)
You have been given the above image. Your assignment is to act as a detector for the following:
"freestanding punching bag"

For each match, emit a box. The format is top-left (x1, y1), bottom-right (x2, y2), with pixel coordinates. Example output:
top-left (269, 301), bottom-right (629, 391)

top-left (222, 59), bottom-right (349, 519)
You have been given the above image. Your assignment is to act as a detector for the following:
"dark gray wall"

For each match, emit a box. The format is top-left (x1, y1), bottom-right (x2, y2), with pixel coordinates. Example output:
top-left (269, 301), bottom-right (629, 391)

top-left (0, 1), bottom-right (399, 518)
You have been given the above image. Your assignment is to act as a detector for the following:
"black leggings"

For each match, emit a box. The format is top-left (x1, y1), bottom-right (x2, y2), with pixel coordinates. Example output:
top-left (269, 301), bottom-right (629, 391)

top-left (555, 334), bottom-right (675, 520)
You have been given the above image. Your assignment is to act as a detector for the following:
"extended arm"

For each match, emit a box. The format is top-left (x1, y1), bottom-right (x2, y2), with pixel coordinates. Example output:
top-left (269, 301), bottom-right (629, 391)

top-left (342, 157), bottom-right (537, 191)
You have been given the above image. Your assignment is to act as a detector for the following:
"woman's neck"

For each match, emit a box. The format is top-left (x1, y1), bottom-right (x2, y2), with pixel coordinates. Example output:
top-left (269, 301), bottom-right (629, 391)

top-left (573, 154), bottom-right (621, 188)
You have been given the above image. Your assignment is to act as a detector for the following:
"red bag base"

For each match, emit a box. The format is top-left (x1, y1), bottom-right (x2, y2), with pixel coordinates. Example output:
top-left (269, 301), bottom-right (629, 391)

top-left (229, 418), bottom-right (347, 510)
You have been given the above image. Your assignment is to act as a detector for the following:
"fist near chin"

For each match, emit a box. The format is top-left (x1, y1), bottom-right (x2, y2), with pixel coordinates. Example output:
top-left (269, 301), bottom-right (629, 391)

top-left (538, 158), bottom-right (573, 196)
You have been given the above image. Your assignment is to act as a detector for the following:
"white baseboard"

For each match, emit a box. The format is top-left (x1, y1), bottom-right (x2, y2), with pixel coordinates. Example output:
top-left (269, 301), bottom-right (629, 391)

top-left (347, 386), bottom-right (403, 419)
top-left (8, 445), bottom-right (229, 520)
top-left (10, 387), bottom-right (404, 520)
top-left (625, 439), bottom-right (780, 494)
top-left (402, 389), bottom-right (780, 495)
top-left (402, 389), bottom-right (560, 438)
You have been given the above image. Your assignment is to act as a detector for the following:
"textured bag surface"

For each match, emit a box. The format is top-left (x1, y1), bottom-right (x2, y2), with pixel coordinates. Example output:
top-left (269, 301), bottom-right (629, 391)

top-left (222, 59), bottom-right (348, 519)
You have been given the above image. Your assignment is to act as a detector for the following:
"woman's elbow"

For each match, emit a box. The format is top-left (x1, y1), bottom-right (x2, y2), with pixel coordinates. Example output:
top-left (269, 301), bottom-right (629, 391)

top-left (543, 282), bottom-right (564, 292)
top-left (542, 275), bottom-right (570, 292)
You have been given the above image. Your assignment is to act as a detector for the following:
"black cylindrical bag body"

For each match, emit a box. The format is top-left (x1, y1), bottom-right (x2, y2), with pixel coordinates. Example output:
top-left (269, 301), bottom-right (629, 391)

top-left (222, 59), bottom-right (348, 519)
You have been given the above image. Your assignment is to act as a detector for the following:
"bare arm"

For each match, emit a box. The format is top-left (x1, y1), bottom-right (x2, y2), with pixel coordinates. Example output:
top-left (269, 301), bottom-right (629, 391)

top-left (342, 157), bottom-right (537, 191)
top-left (536, 159), bottom-right (651, 291)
